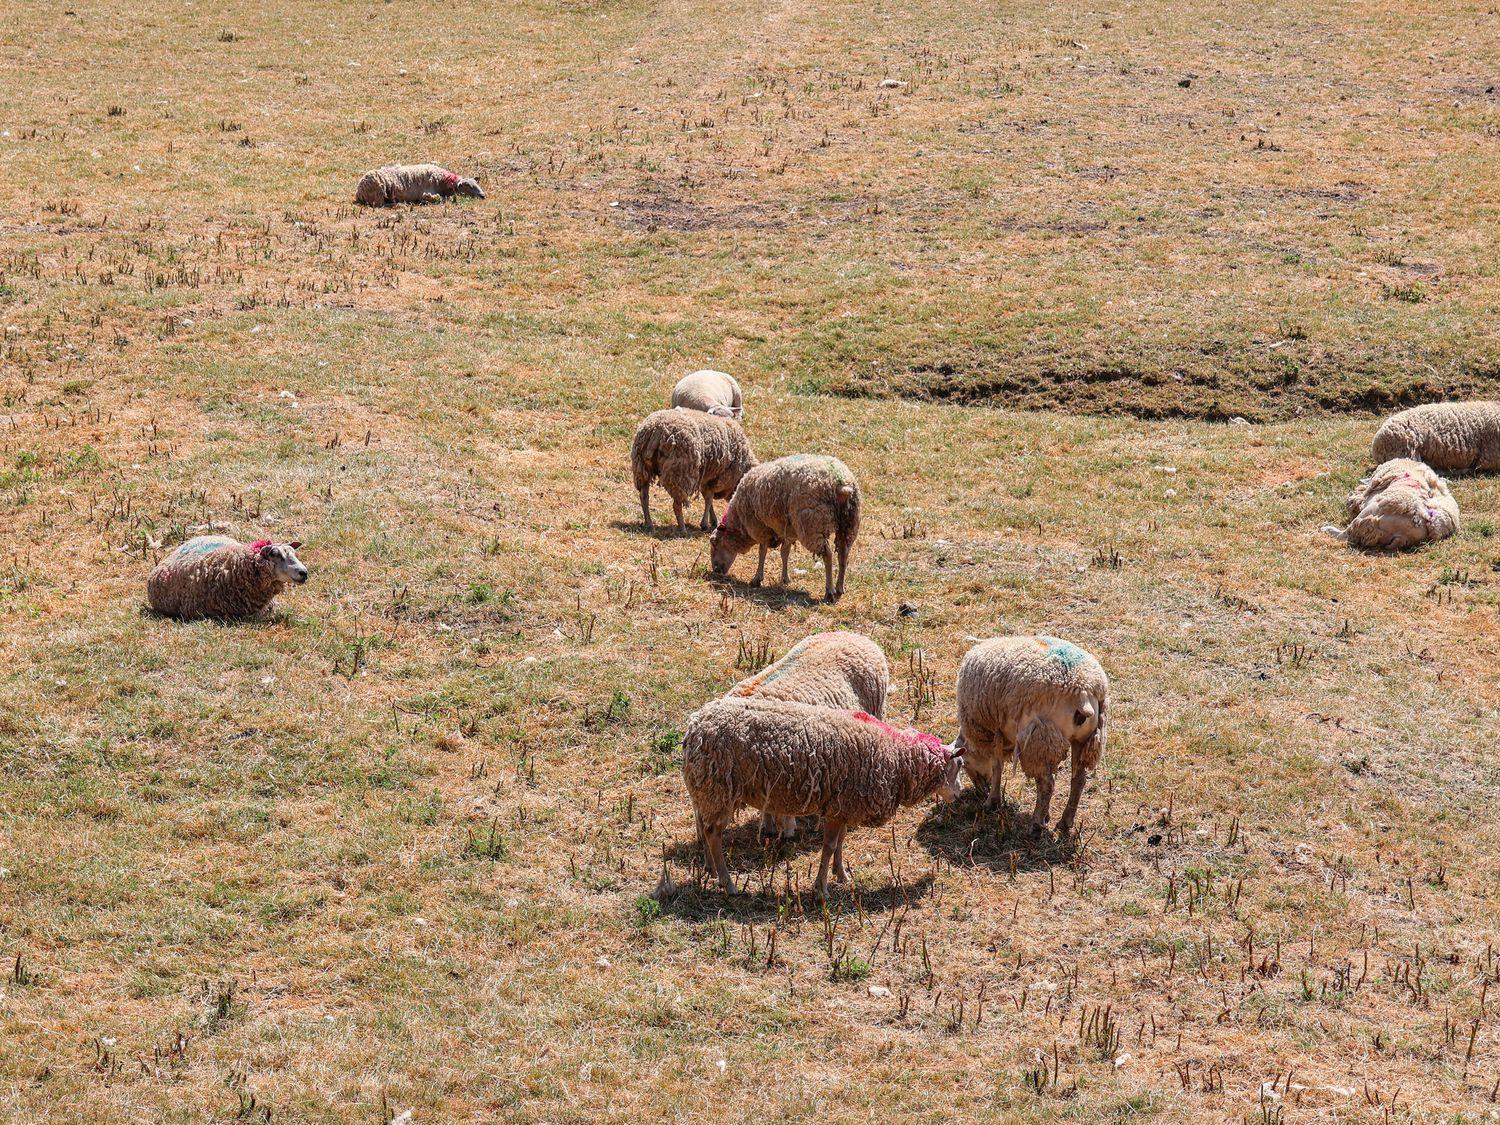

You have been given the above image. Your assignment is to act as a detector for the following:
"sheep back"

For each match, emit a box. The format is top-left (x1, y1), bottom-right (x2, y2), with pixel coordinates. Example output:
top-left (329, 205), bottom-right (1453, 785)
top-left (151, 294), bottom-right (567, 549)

top-left (1371, 402), bottom-right (1500, 472)
top-left (683, 697), bottom-right (948, 829)
top-left (728, 631), bottom-right (889, 718)
top-left (671, 370), bottom-right (743, 418)
top-left (630, 408), bottom-right (755, 504)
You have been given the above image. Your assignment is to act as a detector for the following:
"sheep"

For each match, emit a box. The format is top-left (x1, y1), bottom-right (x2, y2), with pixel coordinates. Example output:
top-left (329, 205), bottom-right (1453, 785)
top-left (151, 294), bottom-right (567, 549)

top-left (630, 408), bottom-right (756, 533)
top-left (726, 630), bottom-right (891, 839)
top-left (146, 536), bottom-right (309, 621)
top-left (708, 454), bottom-right (861, 602)
top-left (354, 164), bottom-right (484, 206)
top-left (1371, 402), bottom-right (1500, 472)
top-left (683, 697), bottom-right (963, 896)
top-left (671, 369), bottom-right (743, 419)
top-left (1322, 458), bottom-right (1459, 550)
top-left (954, 635), bottom-right (1109, 837)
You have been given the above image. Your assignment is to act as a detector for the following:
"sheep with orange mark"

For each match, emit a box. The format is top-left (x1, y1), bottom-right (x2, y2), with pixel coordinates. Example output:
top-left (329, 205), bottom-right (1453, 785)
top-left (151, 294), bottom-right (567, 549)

top-left (1322, 458), bottom-right (1459, 550)
top-left (955, 635), bottom-right (1109, 836)
top-left (726, 631), bottom-right (891, 839)
top-left (682, 697), bottom-right (963, 897)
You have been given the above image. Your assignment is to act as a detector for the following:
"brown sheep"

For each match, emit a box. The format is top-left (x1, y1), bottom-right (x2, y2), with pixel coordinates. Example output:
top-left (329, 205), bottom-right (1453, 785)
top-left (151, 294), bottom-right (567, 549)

top-left (630, 408), bottom-right (757, 533)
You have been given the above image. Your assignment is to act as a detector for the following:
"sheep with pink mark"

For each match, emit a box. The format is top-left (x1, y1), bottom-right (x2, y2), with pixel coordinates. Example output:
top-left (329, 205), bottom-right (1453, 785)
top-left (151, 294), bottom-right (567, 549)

top-left (955, 635), bottom-right (1109, 837)
top-left (725, 631), bottom-right (891, 840)
top-left (1323, 458), bottom-right (1459, 550)
top-left (683, 696), bottom-right (963, 897)
top-left (146, 536), bottom-right (309, 621)
top-left (355, 164), bottom-right (484, 206)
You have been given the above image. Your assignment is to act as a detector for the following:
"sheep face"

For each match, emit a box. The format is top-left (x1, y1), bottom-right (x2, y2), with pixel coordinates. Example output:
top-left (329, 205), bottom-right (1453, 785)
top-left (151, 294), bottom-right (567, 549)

top-left (934, 750), bottom-right (964, 803)
top-left (454, 177), bottom-right (485, 199)
top-left (258, 541), bottom-right (309, 586)
top-left (708, 520), bottom-right (752, 576)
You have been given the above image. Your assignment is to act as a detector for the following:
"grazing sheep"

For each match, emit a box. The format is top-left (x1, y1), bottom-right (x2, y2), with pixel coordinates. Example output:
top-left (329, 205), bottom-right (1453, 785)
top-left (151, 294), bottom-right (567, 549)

top-left (354, 164), bottom-right (484, 206)
top-left (1322, 458), bottom-right (1459, 550)
top-left (671, 369), bottom-right (743, 419)
top-left (630, 408), bottom-right (757, 533)
top-left (683, 697), bottom-right (963, 896)
top-left (147, 536), bottom-right (308, 621)
top-left (708, 454), bottom-right (861, 602)
top-left (1371, 402), bottom-right (1500, 472)
top-left (955, 636), bottom-right (1109, 836)
top-left (727, 631), bottom-right (891, 839)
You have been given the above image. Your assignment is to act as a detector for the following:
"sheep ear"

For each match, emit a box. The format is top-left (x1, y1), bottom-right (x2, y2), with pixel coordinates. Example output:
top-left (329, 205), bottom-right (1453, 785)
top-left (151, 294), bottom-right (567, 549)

top-left (288, 541), bottom-right (302, 549)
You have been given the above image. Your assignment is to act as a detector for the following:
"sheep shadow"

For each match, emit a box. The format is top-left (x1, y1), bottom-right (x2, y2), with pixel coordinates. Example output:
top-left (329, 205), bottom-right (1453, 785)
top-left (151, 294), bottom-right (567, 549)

top-left (710, 575), bottom-right (821, 610)
top-left (608, 519), bottom-right (711, 540)
top-left (138, 606), bottom-right (290, 627)
top-left (914, 787), bottom-right (1079, 873)
top-left (655, 871), bottom-right (939, 925)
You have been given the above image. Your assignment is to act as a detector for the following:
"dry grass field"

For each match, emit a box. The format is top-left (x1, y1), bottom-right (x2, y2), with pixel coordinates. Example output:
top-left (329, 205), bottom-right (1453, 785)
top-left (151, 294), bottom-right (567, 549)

top-left (2, 0), bottom-right (1499, 1119)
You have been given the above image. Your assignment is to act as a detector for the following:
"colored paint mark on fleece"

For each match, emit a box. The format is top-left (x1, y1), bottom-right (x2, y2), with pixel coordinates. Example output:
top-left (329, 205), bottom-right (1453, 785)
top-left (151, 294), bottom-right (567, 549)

top-left (851, 711), bottom-right (945, 755)
top-left (172, 536), bottom-right (236, 560)
top-left (730, 637), bottom-right (812, 696)
top-left (1039, 636), bottom-right (1087, 671)
top-left (782, 453), bottom-right (853, 484)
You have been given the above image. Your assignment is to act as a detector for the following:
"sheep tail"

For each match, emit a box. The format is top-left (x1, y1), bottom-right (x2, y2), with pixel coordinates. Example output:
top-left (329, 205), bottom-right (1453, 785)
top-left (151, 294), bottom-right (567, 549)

top-left (1320, 524), bottom-right (1349, 542)
top-left (833, 484), bottom-right (858, 539)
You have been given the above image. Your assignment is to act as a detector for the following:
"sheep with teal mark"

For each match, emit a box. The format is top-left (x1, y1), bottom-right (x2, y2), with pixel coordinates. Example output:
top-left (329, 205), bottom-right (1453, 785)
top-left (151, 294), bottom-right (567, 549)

top-left (725, 631), bottom-right (891, 839)
top-left (146, 536), bottom-right (308, 621)
top-left (954, 635), bottom-right (1109, 837)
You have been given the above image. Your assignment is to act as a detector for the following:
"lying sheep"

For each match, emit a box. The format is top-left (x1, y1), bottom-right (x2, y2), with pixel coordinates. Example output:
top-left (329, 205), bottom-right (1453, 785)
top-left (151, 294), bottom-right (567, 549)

top-left (354, 164), bottom-right (484, 206)
top-left (727, 631), bottom-right (891, 839)
top-left (147, 536), bottom-right (308, 621)
top-left (955, 636), bottom-right (1109, 837)
top-left (671, 370), bottom-right (743, 419)
top-left (1323, 458), bottom-right (1459, 550)
top-left (683, 697), bottom-right (963, 896)
top-left (1371, 402), bottom-right (1500, 472)
top-left (630, 408), bottom-right (757, 532)
top-left (708, 454), bottom-right (861, 602)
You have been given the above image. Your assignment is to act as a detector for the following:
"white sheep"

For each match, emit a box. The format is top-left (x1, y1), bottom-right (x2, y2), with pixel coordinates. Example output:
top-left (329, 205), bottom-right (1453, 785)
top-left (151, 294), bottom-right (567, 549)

top-left (355, 164), bottom-right (484, 206)
top-left (147, 536), bottom-right (308, 620)
top-left (955, 636), bottom-right (1109, 836)
top-left (708, 454), bottom-right (861, 602)
top-left (1323, 458), bottom-right (1459, 550)
top-left (726, 631), bottom-right (891, 839)
top-left (1371, 402), bottom-right (1500, 472)
top-left (683, 697), bottom-right (963, 897)
top-left (671, 370), bottom-right (743, 418)
top-left (630, 408), bottom-right (757, 532)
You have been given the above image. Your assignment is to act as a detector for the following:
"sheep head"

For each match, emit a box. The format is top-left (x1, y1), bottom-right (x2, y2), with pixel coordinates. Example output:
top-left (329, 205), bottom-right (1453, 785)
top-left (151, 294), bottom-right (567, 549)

top-left (253, 540), bottom-right (309, 587)
top-left (708, 511), bottom-right (752, 576)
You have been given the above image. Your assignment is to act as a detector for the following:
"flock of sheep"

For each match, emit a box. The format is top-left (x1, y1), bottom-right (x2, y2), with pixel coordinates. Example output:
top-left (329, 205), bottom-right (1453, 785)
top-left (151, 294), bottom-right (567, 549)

top-left (136, 162), bottom-right (1500, 898)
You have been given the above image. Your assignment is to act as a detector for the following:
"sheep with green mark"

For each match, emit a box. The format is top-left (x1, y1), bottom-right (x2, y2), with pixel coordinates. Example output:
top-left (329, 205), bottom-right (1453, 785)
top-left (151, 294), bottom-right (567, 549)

top-left (147, 536), bottom-right (308, 620)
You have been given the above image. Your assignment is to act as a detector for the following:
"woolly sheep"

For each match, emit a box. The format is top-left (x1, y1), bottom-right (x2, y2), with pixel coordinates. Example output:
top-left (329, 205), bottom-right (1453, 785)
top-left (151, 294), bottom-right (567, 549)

top-left (147, 536), bottom-right (308, 621)
top-left (955, 636), bottom-right (1109, 836)
top-left (1322, 458), bottom-right (1459, 550)
top-left (727, 630), bottom-right (891, 839)
top-left (630, 408), bottom-right (757, 532)
top-left (355, 164), bottom-right (484, 206)
top-left (671, 369), bottom-right (743, 419)
top-left (1371, 402), bottom-right (1500, 472)
top-left (708, 454), bottom-right (861, 602)
top-left (683, 697), bottom-right (963, 897)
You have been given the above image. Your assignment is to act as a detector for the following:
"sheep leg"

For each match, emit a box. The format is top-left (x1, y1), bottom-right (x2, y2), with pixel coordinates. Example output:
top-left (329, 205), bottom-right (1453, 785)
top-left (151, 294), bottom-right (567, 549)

top-left (833, 833), bottom-right (849, 883)
top-left (639, 485), bottom-right (653, 529)
top-left (703, 823), bottom-right (738, 894)
top-left (1030, 772), bottom-right (1056, 833)
top-left (779, 542), bottom-right (792, 585)
top-left (814, 822), bottom-right (845, 898)
top-left (757, 810), bottom-right (779, 838)
top-left (986, 759), bottom-right (1006, 810)
top-left (672, 498), bottom-right (686, 534)
top-left (1055, 759), bottom-right (1089, 838)
top-left (700, 493), bottom-right (717, 531)
top-left (820, 542), bottom-right (835, 601)
top-left (751, 544), bottom-right (767, 587)
top-left (835, 535), bottom-right (850, 597)
top-left (778, 815), bottom-right (798, 840)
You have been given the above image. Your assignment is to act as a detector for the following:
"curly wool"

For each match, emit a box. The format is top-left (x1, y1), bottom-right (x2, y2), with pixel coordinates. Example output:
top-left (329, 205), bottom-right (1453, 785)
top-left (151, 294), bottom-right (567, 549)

top-left (710, 454), bottom-right (861, 601)
top-left (1371, 402), bottom-right (1500, 472)
top-left (955, 635), bottom-right (1109, 832)
top-left (683, 697), bottom-right (951, 831)
top-left (354, 164), bottom-right (472, 206)
top-left (630, 408), bottom-right (756, 530)
top-left (670, 370), bottom-right (743, 418)
top-left (1326, 458), bottom-right (1459, 550)
top-left (147, 536), bottom-right (294, 620)
top-left (728, 631), bottom-right (888, 717)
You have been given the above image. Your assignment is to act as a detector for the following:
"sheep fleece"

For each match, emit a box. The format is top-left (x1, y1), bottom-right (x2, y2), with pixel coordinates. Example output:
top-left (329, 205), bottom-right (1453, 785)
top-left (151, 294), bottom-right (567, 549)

top-left (727, 631), bottom-right (888, 718)
top-left (683, 698), bottom-right (949, 828)
top-left (355, 164), bottom-right (462, 205)
top-left (1336, 458), bottom-right (1459, 549)
top-left (147, 537), bottom-right (288, 620)
top-left (720, 454), bottom-right (861, 555)
top-left (630, 408), bottom-right (755, 505)
top-left (671, 370), bottom-right (743, 416)
top-left (1371, 401), bottom-right (1500, 472)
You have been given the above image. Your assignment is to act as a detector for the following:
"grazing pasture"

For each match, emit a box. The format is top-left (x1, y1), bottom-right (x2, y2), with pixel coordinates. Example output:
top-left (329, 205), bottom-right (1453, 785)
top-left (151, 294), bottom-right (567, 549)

top-left (0, 0), bottom-right (1498, 1118)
